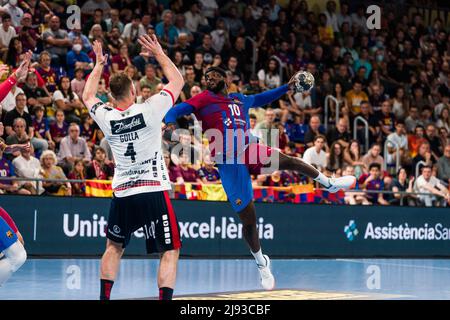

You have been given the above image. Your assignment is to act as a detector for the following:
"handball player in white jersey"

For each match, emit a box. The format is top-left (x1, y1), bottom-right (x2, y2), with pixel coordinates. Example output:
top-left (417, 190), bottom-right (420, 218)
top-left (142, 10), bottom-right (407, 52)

top-left (82, 36), bottom-right (184, 300)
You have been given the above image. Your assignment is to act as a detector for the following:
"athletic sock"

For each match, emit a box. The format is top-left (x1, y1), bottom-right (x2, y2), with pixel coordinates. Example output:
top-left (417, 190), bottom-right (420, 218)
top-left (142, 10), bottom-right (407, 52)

top-left (100, 279), bottom-right (114, 300)
top-left (251, 249), bottom-right (267, 267)
top-left (314, 172), bottom-right (331, 187)
top-left (159, 287), bottom-right (174, 300)
top-left (0, 257), bottom-right (13, 286)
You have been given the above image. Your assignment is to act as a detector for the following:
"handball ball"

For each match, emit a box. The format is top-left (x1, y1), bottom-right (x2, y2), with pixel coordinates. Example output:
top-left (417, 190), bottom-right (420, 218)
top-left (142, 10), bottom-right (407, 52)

top-left (293, 71), bottom-right (314, 93)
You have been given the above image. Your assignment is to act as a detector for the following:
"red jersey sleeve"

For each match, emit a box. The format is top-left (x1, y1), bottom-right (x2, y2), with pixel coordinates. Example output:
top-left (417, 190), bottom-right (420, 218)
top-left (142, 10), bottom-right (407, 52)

top-left (184, 91), bottom-right (209, 111)
top-left (0, 207), bottom-right (18, 233)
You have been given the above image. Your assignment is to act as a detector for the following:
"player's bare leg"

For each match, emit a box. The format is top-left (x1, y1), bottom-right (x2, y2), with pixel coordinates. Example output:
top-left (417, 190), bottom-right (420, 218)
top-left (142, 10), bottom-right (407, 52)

top-left (158, 248), bottom-right (180, 300)
top-left (99, 239), bottom-right (124, 300)
top-left (275, 150), bottom-right (356, 192)
top-left (239, 202), bottom-right (275, 290)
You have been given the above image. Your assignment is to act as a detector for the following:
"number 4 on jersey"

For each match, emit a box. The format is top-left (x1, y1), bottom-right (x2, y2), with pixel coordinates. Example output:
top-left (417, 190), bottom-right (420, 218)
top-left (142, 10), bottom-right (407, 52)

top-left (124, 142), bottom-right (137, 162)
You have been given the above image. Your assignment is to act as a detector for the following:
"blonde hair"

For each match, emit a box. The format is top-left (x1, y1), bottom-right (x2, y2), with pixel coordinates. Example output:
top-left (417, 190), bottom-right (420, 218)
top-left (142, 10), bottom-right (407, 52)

top-left (40, 150), bottom-right (58, 166)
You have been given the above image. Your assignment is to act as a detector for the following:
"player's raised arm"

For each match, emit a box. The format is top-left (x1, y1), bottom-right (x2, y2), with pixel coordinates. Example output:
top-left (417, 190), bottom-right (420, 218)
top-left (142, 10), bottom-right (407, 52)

top-left (138, 34), bottom-right (184, 104)
top-left (82, 40), bottom-right (108, 110)
top-left (0, 50), bottom-right (32, 102)
top-left (247, 73), bottom-right (299, 108)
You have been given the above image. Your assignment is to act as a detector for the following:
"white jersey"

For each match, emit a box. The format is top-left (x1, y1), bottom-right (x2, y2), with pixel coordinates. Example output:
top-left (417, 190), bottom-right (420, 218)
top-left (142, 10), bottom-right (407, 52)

top-left (89, 89), bottom-right (175, 197)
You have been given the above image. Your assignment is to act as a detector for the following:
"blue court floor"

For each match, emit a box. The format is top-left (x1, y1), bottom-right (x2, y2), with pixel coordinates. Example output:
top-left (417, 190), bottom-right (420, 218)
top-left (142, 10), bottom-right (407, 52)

top-left (1, 258), bottom-right (450, 300)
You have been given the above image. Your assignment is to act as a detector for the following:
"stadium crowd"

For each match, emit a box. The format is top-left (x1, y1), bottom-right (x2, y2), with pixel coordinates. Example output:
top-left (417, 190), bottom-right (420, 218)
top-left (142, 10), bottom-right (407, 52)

top-left (0, 0), bottom-right (449, 206)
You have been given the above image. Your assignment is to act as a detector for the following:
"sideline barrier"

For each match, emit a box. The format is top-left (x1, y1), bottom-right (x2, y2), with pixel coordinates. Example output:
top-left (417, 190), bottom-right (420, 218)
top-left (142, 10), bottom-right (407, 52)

top-left (2, 195), bottom-right (450, 258)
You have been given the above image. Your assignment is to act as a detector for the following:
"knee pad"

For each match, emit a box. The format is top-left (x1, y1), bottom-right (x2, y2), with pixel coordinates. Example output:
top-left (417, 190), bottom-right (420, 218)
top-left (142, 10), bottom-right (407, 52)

top-left (4, 241), bottom-right (27, 272)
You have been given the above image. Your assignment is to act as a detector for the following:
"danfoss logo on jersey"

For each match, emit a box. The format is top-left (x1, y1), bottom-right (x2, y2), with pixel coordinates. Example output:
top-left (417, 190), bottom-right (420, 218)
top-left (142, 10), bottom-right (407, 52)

top-left (110, 114), bottom-right (146, 134)
top-left (62, 214), bottom-right (274, 240)
top-left (346, 220), bottom-right (450, 241)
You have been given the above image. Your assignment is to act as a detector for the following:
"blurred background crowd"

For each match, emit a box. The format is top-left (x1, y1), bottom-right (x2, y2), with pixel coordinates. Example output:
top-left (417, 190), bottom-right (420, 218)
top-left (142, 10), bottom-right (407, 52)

top-left (0, 0), bottom-right (449, 206)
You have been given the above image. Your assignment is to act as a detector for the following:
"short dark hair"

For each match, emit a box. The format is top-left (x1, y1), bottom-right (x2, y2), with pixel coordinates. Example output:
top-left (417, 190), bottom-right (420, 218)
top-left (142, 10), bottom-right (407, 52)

top-left (369, 162), bottom-right (381, 171)
top-left (249, 113), bottom-right (257, 120)
top-left (109, 73), bottom-right (132, 101)
top-left (141, 85), bottom-right (151, 91)
top-left (2, 13), bottom-right (11, 21)
top-left (314, 134), bottom-right (326, 143)
top-left (205, 66), bottom-right (226, 78)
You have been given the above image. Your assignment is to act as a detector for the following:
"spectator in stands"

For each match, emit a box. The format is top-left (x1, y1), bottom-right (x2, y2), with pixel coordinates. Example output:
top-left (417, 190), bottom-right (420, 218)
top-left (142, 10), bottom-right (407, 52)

top-left (5, 37), bottom-right (24, 68)
top-left (139, 64), bottom-right (161, 94)
top-left (68, 159), bottom-right (86, 196)
top-left (22, 72), bottom-right (52, 114)
top-left (36, 51), bottom-right (58, 93)
top-left (327, 141), bottom-right (345, 172)
top-left (111, 43), bottom-right (132, 74)
top-left (386, 120), bottom-right (409, 169)
top-left (346, 80), bottom-right (368, 115)
top-left (57, 123), bottom-right (91, 173)
top-left (86, 147), bottom-right (113, 180)
top-left (165, 151), bottom-right (183, 184)
top-left (70, 68), bottom-right (86, 99)
top-left (105, 9), bottom-right (123, 33)
top-left (180, 66), bottom-right (199, 101)
top-left (184, 2), bottom-right (209, 34)
top-left (39, 149), bottom-right (71, 196)
top-left (3, 1), bottom-right (23, 28)
top-left (376, 100), bottom-right (396, 142)
top-left (198, 155), bottom-right (220, 184)
top-left (0, 14), bottom-right (17, 57)
top-left (174, 152), bottom-right (202, 184)
top-left (83, 9), bottom-right (107, 35)
top-left (155, 10), bottom-right (178, 49)
top-left (391, 86), bottom-right (410, 121)
top-left (425, 123), bottom-right (443, 159)
top-left (66, 37), bottom-right (93, 79)
top-left (302, 135), bottom-right (327, 170)
top-left (42, 15), bottom-right (71, 67)
top-left (362, 143), bottom-right (384, 171)
top-left (4, 96), bottom-right (48, 156)
top-left (254, 108), bottom-right (277, 147)
top-left (0, 138), bottom-right (29, 195)
top-left (258, 57), bottom-right (281, 90)
top-left (32, 105), bottom-right (54, 150)
top-left (342, 165), bottom-right (370, 205)
top-left (404, 105), bottom-right (422, 133)
top-left (80, 114), bottom-right (98, 152)
top-left (436, 107), bottom-right (450, 132)
top-left (412, 141), bottom-right (434, 175)
top-left (50, 109), bottom-right (68, 150)
top-left (136, 85), bottom-right (152, 104)
top-left (4, 93), bottom-right (32, 137)
top-left (304, 115), bottom-right (325, 148)
top-left (53, 76), bottom-right (83, 124)
top-left (121, 14), bottom-right (146, 50)
top-left (16, 13), bottom-right (38, 53)
top-left (343, 139), bottom-right (366, 177)
top-left (361, 163), bottom-right (389, 205)
top-left (391, 167), bottom-right (415, 206)
top-left (12, 143), bottom-right (41, 195)
top-left (326, 117), bottom-right (350, 149)
top-left (437, 144), bottom-right (450, 185)
top-left (414, 165), bottom-right (450, 207)
top-left (68, 22), bottom-right (92, 53)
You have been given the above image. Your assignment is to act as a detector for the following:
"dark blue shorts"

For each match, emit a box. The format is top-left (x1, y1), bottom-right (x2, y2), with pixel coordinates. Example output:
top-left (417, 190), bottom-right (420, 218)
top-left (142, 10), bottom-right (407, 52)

top-left (0, 216), bottom-right (17, 252)
top-left (217, 164), bottom-right (253, 213)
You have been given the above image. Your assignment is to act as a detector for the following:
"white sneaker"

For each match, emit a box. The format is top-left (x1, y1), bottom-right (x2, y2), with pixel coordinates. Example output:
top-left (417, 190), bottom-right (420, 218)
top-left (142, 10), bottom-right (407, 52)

top-left (257, 255), bottom-right (275, 290)
top-left (326, 175), bottom-right (357, 193)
